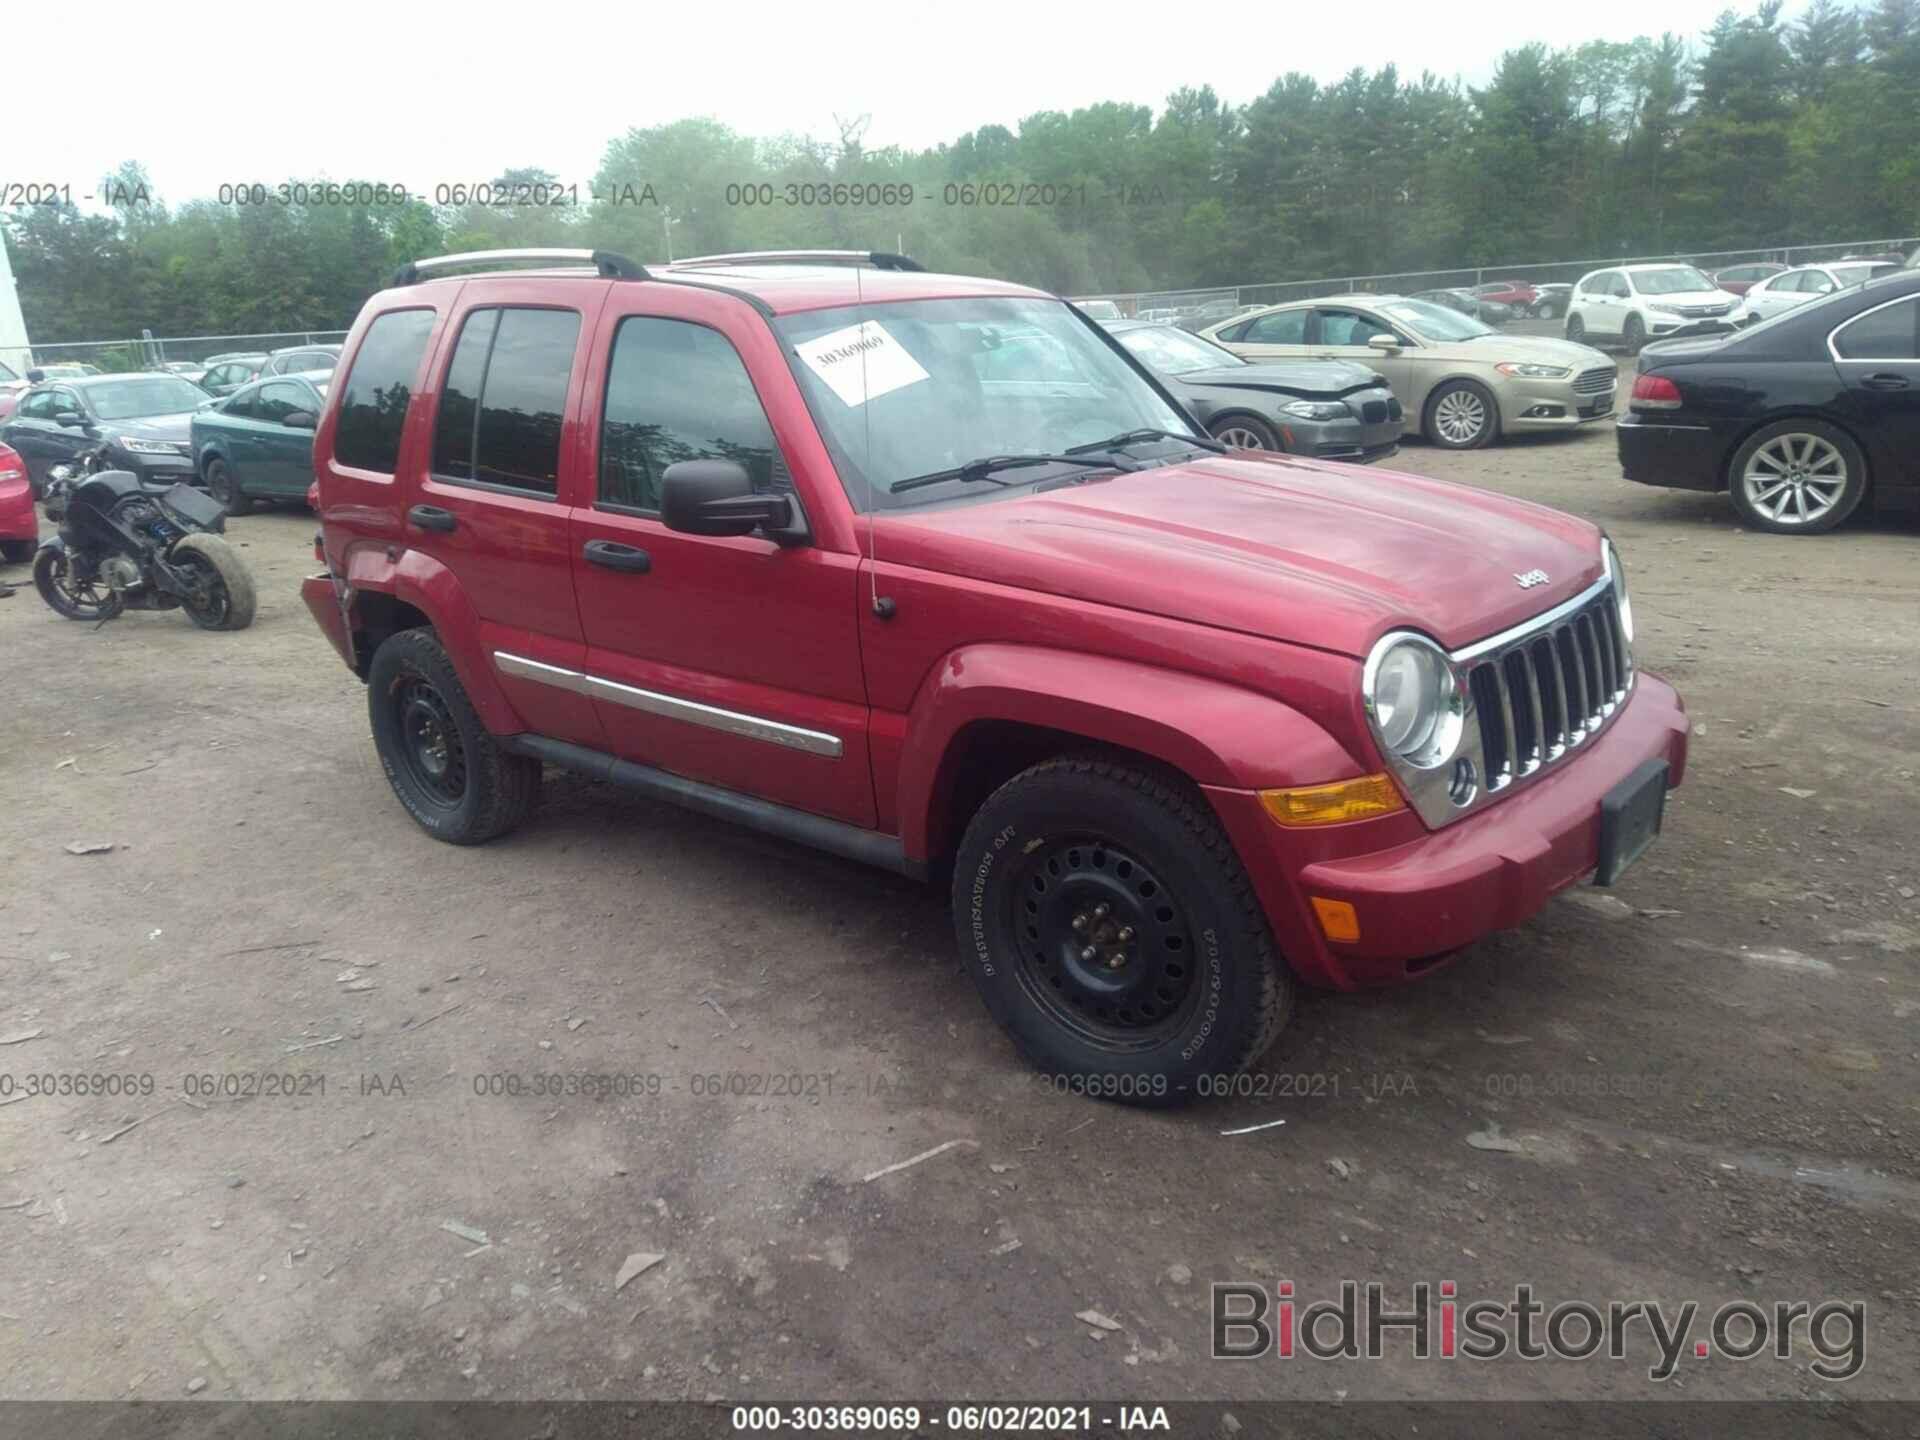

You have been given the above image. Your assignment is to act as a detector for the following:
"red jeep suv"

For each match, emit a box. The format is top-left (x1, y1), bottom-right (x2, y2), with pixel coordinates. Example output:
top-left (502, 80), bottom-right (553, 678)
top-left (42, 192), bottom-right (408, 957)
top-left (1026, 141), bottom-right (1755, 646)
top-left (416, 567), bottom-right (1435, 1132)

top-left (303, 248), bottom-right (1688, 1104)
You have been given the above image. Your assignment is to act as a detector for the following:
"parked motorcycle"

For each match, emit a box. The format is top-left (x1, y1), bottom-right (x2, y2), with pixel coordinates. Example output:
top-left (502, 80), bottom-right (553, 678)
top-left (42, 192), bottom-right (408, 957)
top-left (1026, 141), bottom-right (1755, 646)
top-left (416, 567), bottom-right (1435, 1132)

top-left (34, 446), bottom-right (256, 630)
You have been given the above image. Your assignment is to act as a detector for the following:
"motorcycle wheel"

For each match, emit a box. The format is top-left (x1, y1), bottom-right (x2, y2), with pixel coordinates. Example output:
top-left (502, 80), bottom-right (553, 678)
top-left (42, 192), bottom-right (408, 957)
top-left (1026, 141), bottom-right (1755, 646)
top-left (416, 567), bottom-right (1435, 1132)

top-left (171, 533), bottom-right (256, 631)
top-left (33, 547), bottom-right (124, 622)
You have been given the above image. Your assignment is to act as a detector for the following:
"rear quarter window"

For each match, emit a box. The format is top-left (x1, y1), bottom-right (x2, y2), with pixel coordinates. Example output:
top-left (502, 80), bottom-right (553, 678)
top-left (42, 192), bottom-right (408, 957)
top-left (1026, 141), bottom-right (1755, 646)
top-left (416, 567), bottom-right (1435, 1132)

top-left (334, 308), bottom-right (436, 474)
top-left (1833, 297), bottom-right (1919, 360)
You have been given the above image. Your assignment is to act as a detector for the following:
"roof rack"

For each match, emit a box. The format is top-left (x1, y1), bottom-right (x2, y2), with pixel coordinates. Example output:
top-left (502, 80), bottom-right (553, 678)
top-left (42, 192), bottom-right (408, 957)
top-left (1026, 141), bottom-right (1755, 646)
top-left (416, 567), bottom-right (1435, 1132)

top-left (666, 249), bottom-right (925, 274)
top-left (390, 248), bottom-right (649, 287)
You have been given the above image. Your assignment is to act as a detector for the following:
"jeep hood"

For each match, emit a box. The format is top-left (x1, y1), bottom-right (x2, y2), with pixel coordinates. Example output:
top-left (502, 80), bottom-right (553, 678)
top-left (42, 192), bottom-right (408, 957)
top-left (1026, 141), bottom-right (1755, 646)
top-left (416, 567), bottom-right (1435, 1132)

top-left (877, 454), bottom-right (1604, 658)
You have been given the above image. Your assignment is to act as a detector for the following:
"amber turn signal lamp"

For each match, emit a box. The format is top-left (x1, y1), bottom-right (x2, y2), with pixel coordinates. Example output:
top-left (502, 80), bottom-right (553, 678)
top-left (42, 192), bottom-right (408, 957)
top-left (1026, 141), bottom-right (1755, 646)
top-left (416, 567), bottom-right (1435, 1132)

top-left (1311, 897), bottom-right (1361, 943)
top-left (1259, 774), bottom-right (1405, 827)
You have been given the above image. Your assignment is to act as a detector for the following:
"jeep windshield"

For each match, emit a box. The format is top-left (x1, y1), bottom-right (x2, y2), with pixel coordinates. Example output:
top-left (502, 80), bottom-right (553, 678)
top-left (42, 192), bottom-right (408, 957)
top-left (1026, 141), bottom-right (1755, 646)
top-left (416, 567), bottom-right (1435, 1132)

top-left (776, 297), bottom-right (1203, 509)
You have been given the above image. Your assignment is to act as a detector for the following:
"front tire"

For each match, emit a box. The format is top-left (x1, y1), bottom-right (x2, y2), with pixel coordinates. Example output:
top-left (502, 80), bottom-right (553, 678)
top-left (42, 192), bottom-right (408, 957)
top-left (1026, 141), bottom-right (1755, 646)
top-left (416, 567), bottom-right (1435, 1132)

top-left (367, 627), bottom-right (542, 845)
top-left (951, 755), bottom-right (1292, 1106)
top-left (1622, 314), bottom-right (1646, 355)
top-left (33, 547), bottom-right (123, 622)
top-left (1565, 313), bottom-right (1586, 344)
top-left (1727, 420), bottom-right (1866, 534)
top-left (1425, 379), bottom-right (1497, 449)
top-left (204, 456), bottom-right (252, 517)
top-left (170, 533), bottom-right (256, 630)
top-left (1209, 415), bottom-right (1282, 452)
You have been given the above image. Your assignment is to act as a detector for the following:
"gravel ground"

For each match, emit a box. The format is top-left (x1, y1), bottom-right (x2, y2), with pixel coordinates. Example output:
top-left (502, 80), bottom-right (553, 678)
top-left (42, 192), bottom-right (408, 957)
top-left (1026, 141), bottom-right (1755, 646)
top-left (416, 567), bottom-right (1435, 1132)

top-left (1, 370), bottom-right (1917, 1411)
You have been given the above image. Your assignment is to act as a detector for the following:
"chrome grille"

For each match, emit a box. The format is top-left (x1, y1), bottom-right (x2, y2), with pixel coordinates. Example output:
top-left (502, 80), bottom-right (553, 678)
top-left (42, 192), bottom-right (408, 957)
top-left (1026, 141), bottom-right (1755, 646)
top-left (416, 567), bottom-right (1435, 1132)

top-left (1571, 366), bottom-right (1615, 396)
top-left (1464, 584), bottom-right (1633, 793)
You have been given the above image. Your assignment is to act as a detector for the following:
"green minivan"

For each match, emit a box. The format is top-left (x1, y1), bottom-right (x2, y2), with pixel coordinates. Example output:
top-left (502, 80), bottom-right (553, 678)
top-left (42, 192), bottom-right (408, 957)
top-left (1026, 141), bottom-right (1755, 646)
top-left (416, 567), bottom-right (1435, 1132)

top-left (189, 373), bottom-right (326, 514)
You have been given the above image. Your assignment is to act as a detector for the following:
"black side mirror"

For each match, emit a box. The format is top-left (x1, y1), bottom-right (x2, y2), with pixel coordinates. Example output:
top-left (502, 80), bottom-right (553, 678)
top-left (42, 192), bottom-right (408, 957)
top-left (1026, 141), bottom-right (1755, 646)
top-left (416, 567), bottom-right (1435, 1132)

top-left (283, 410), bottom-right (318, 430)
top-left (55, 411), bottom-right (85, 428)
top-left (659, 459), bottom-right (798, 540)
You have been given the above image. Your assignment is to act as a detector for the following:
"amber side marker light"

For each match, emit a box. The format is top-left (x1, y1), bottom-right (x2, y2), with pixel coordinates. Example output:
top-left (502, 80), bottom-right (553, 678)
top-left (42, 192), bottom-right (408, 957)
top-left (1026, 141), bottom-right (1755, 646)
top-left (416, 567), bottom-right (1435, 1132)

top-left (1259, 774), bottom-right (1405, 827)
top-left (1311, 897), bottom-right (1362, 944)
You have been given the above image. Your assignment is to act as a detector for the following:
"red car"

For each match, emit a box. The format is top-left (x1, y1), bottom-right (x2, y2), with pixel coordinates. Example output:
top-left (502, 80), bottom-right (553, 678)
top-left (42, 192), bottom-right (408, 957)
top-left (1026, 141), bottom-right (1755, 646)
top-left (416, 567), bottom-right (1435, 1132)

top-left (1471, 279), bottom-right (1540, 309)
top-left (0, 442), bottom-right (38, 562)
top-left (302, 247), bottom-right (1688, 1102)
top-left (1712, 262), bottom-right (1787, 296)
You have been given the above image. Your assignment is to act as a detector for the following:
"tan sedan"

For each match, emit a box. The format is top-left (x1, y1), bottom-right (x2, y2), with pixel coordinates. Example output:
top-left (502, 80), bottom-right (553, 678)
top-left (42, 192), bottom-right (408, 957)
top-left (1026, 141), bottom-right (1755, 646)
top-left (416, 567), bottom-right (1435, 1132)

top-left (1199, 294), bottom-right (1618, 449)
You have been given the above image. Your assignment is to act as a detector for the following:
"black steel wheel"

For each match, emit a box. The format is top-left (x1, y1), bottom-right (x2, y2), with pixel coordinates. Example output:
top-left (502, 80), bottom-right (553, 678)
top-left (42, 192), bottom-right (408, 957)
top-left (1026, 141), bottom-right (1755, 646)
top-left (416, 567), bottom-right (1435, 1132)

top-left (367, 627), bottom-right (541, 844)
top-left (953, 755), bottom-right (1292, 1105)
top-left (1009, 835), bottom-right (1200, 1048)
top-left (396, 676), bottom-right (469, 806)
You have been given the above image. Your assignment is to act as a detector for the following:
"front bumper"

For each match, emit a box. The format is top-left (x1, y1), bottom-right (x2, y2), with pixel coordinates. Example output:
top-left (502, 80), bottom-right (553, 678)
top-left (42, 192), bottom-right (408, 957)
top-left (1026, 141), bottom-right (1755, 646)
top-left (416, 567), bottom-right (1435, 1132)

top-left (1616, 413), bottom-right (1727, 490)
top-left (1500, 376), bottom-right (1619, 431)
top-left (113, 449), bottom-right (198, 486)
top-left (1204, 672), bottom-right (1689, 990)
top-left (1289, 395), bottom-right (1402, 462)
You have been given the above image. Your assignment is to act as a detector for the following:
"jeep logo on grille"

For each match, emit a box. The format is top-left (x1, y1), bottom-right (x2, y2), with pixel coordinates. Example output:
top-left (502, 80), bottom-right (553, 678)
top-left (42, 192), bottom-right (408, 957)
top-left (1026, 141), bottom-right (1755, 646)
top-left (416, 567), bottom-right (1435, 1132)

top-left (1514, 569), bottom-right (1550, 589)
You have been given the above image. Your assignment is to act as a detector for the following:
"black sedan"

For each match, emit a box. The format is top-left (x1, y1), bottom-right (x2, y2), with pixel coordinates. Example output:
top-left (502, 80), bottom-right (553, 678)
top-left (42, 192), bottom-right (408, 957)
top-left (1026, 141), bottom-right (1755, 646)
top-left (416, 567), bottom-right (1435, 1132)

top-left (1618, 268), bottom-right (1919, 533)
top-left (1104, 321), bottom-right (1402, 462)
top-left (0, 373), bottom-right (210, 495)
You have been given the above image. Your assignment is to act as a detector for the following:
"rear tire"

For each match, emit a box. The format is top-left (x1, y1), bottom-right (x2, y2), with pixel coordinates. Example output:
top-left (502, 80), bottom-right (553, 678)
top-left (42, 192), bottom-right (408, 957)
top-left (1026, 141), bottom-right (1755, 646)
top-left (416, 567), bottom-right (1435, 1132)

top-left (170, 533), bottom-right (256, 630)
top-left (204, 456), bottom-right (252, 517)
top-left (367, 627), bottom-right (542, 845)
top-left (0, 539), bottom-right (35, 564)
top-left (1209, 414), bottom-right (1283, 452)
top-left (951, 754), bottom-right (1292, 1106)
top-left (1726, 420), bottom-right (1866, 535)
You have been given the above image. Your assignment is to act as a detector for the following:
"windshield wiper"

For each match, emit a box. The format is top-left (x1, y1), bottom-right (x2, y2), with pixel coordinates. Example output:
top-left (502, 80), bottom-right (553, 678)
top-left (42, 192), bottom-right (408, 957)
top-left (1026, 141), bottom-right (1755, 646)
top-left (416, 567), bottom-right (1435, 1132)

top-left (888, 453), bottom-right (1129, 494)
top-left (1066, 427), bottom-right (1225, 457)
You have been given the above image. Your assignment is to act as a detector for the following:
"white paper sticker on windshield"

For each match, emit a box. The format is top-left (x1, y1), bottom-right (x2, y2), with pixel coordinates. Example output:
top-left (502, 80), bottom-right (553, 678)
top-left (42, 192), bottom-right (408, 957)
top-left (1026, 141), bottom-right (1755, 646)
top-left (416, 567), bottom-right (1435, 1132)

top-left (794, 321), bottom-right (930, 408)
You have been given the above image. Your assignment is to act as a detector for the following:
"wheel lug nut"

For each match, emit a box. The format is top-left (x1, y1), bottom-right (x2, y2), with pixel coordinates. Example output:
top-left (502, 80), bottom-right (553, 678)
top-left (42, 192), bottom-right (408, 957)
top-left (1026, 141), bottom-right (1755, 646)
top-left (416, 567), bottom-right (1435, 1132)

top-left (1093, 903), bottom-right (1109, 919)
top-left (1080, 946), bottom-right (1097, 963)
top-left (1117, 926), bottom-right (1134, 942)
top-left (1071, 914), bottom-right (1088, 932)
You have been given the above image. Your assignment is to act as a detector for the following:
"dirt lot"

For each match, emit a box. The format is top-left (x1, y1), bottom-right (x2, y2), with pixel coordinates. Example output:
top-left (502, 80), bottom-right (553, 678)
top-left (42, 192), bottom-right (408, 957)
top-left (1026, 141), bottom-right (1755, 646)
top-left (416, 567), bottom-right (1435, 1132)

top-left (2, 371), bottom-right (1917, 1416)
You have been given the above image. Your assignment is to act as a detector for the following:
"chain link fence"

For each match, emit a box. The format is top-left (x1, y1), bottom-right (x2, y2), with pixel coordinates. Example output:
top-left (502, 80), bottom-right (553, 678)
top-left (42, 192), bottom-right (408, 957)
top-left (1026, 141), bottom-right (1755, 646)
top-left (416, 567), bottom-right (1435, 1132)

top-left (2, 329), bottom-right (351, 377)
top-left (1073, 238), bottom-right (1920, 321)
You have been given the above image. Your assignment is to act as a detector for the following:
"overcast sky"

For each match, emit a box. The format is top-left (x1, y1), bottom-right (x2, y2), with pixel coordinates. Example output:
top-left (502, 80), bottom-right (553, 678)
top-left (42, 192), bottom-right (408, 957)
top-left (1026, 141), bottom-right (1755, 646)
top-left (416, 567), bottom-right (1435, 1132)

top-left (16, 0), bottom-right (1745, 209)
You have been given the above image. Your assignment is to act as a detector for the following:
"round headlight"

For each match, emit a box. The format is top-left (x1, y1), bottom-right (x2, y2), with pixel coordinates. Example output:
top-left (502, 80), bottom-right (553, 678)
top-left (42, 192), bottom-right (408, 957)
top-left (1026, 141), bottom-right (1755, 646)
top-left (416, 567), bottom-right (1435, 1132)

top-left (1366, 635), bottom-right (1466, 770)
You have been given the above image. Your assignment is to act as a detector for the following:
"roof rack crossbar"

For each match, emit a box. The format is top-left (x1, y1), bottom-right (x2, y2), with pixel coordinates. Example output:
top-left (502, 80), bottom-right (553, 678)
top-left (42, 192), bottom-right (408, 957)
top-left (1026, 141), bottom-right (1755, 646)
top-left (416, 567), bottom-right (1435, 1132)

top-left (666, 249), bottom-right (925, 274)
top-left (391, 248), bottom-right (649, 287)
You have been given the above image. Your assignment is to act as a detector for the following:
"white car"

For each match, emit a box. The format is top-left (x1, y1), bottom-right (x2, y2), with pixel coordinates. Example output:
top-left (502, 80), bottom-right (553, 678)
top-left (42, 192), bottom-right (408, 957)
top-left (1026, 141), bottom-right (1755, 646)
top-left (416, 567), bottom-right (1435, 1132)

top-left (1732, 261), bottom-right (1903, 325)
top-left (1564, 264), bottom-right (1738, 352)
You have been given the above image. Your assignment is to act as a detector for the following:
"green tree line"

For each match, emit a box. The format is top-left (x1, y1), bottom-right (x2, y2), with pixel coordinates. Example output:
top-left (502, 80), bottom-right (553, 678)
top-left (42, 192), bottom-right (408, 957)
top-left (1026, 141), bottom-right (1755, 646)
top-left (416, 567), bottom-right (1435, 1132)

top-left (8, 0), bottom-right (1917, 346)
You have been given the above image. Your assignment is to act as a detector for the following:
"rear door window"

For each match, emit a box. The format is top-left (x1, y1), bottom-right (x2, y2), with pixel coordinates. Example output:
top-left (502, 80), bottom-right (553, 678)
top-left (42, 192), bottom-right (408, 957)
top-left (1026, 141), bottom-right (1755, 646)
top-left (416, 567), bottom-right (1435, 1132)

top-left (596, 316), bottom-right (786, 514)
top-left (334, 308), bottom-right (435, 474)
top-left (1241, 310), bottom-right (1308, 344)
top-left (430, 306), bottom-right (580, 496)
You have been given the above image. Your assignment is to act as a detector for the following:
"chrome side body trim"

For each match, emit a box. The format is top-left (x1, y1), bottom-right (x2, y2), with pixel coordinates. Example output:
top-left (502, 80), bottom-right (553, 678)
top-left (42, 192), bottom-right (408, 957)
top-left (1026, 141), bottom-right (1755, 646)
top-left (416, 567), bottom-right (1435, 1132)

top-left (492, 651), bottom-right (843, 758)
